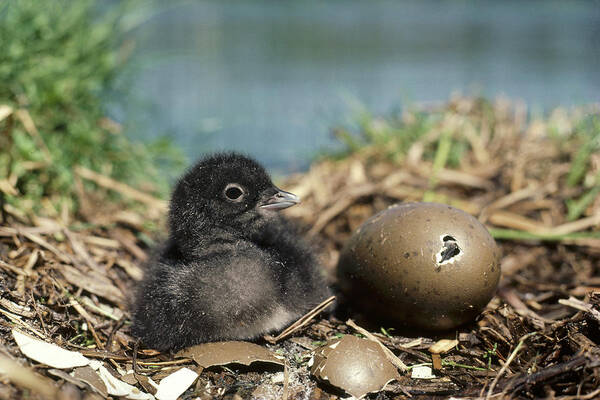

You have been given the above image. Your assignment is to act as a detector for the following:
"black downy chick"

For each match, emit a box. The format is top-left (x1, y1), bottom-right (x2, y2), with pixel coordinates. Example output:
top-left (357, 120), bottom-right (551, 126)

top-left (132, 152), bottom-right (331, 351)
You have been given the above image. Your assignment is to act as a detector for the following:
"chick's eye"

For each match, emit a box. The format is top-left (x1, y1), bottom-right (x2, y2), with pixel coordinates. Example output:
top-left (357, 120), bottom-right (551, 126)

top-left (224, 184), bottom-right (245, 202)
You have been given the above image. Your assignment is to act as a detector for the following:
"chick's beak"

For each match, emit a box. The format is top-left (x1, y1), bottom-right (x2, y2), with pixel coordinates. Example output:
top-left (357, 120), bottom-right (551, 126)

top-left (259, 188), bottom-right (300, 210)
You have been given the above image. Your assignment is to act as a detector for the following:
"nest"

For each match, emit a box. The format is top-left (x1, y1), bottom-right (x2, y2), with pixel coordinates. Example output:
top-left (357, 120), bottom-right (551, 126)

top-left (1, 96), bottom-right (599, 399)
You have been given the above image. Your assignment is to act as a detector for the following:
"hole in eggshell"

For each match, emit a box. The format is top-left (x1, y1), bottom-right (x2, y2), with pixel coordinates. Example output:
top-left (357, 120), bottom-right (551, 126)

top-left (436, 234), bottom-right (461, 265)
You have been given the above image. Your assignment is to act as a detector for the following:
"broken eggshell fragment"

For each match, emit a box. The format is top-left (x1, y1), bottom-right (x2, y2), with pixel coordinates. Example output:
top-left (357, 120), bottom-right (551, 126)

top-left (176, 341), bottom-right (284, 369)
top-left (337, 202), bottom-right (501, 330)
top-left (309, 335), bottom-right (400, 399)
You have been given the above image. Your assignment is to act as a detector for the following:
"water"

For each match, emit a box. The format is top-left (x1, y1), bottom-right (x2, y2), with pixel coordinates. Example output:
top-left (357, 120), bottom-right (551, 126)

top-left (125, 0), bottom-right (600, 172)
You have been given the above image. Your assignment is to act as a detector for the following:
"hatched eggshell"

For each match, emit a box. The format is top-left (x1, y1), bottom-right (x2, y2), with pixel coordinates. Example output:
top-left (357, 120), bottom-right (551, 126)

top-left (310, 335), bottom-right (400, 399)
top-left (176, 341), bottom-right (284, 368)
top-left (337, 202), bottom-right (501, 330)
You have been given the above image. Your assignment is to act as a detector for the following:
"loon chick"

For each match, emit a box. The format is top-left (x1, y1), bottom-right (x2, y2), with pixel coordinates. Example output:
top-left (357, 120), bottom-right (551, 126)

top-left (131, 152), bottom-right (330, 351)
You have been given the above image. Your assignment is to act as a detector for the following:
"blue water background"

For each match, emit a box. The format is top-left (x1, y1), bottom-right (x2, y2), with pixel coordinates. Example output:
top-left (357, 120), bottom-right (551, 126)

top-left (122, 0), bottom-right (600, 172)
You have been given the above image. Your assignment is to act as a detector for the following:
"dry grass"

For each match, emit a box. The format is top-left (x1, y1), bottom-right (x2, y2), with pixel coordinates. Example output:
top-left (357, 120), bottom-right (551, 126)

top-left (1, 96), bottom-right (599, 399)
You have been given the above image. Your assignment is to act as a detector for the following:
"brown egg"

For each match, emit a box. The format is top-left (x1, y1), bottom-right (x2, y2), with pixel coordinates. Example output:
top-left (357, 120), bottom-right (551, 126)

top-left (337, 202), bottom-right (500, 330)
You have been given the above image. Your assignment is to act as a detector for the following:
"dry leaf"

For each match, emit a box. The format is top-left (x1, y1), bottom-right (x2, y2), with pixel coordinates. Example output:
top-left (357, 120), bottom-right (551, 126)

top-left (154, 367), bottom-right (198, 400)
top-left (90, 360), bottom-right (154, 400)
top-left (73, 366), bottom-right (108, 398)
top-left (12, 329), bottom-right (90, 369)
top-left (135, 374), bottom-right (158, 396)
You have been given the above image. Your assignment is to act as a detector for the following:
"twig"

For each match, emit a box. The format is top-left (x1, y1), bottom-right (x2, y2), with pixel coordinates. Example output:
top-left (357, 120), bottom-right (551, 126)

top-left (64, 228), bottom-right (101, 270)
top-left (83, 235), bottom-right (121, 249)
top-left (487, 211), bottom-right (547, 232)
top-left (559, 297), bottom-right (600, 322)
top-left (489, 228), bottom-right (600, 242)
top-left (499, 288), bottom-right (555, 325)
top-left (105, 316), bottom-right (126, 352)
top-left (0, 190), bottom-right (7, 223)
top-left (133, 338), bottom-right (141, 374)
top-left (545, 213), bottom-right (600, 236)
top-left (75, 165), bottom-right (167, 211)
top-left (264, 296), bottom-right (335, 343)
top-left (16, 249), bottom-right (38, 296)
top-left (0, 226), bottom-right (63, 237)
top-left (308, 185), bottom-right (376, 236)
top-left (431, 167), bottom-right (494, 190)
top-left (0, 307), bottom-right (46, 339)
top-left (497, 355), bottom-right (587, 393)
top-left (480, 184), bottom-right (551, 224)
top-left (68, 298), bottom-right (104, 350)
top-left (307, 170), bottom-right (416, 236)
top-left (20, 231), bottom-right (72, 264)
top-left (79, 296), bottom-right (122, 321)
top-left (486, 332), bottom-right (536, 399)
top-left (0, 298), bottom-right (35, 318)
top-left (136, 358), bottom-right (192, 367)
top-left (346, 319), bottom-right (409, 372)
top-left (554, 388), bottom-right (600, 400)
top-left (29, 292), bottom-right (48, 336)
top-left (0, 259), bottom-right (26, 276)
top-left (490, 213), bottom-right (600, 238)
top-left (282, 361), bottom-right (290, 400)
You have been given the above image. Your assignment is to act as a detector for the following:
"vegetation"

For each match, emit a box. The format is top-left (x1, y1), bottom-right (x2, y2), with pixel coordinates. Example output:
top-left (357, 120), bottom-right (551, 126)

top-left (329, 96), bottom-right (600, 233)
top-left (0, 0), bottom-right (184, 218)
top-left (334, 97), bottom-right (599, 173)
